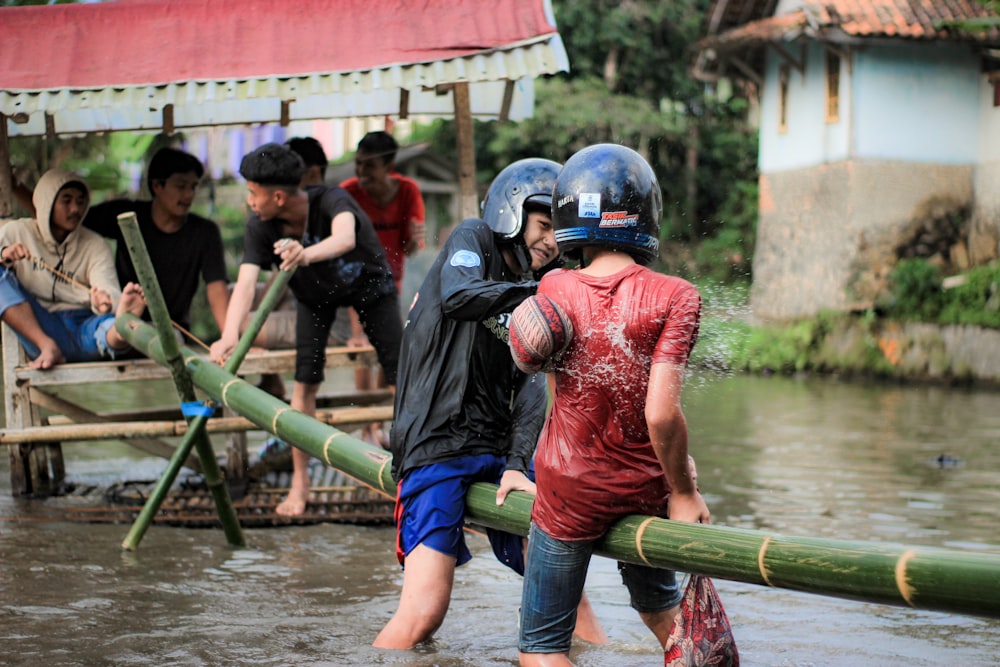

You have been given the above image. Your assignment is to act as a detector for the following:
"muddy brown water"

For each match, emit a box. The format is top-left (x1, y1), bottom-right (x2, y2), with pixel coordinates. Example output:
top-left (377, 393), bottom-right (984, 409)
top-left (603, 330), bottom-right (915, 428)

top-left (2, 372), bottom-right (999, 666)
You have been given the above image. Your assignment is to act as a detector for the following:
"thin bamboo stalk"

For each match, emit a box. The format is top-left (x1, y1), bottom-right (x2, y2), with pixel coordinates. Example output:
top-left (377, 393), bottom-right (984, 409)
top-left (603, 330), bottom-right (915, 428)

top-left (116, 316), bottom-right (1000, 620)
top-left (0, 406), bottom-right (395, 443)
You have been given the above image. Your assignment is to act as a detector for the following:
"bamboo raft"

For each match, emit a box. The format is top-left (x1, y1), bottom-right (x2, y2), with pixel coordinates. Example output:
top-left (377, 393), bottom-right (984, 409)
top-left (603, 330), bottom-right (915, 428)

top-left (44, 465), bottom-right (395, 528)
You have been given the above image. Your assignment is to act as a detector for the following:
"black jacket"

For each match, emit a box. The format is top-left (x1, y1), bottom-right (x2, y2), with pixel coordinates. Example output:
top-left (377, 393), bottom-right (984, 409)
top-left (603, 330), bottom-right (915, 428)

top-left (389, 218), bottom-right (546, 482)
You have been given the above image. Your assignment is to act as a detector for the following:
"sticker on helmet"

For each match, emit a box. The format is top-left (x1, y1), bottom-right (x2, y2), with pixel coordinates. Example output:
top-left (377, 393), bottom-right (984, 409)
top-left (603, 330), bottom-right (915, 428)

top-left (450, 249), bottom-right (482, 268)
top-left (579, 193), bottom-right (601, 218)
top-left (599, 211), bottom-right (639, 227)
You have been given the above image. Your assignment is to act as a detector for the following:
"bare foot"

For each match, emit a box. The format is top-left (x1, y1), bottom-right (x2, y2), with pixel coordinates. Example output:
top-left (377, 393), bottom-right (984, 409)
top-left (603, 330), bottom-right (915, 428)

top-left (275, 485), bottom-right (310, 517)
top-left (107, 283), bottom-right (147, 350)
top-left (573, 592), bottom-right (609, 644)
top-left (118, 282), bottom-right (147, 317)
top-left (29, 339), bottom-right (65, 370)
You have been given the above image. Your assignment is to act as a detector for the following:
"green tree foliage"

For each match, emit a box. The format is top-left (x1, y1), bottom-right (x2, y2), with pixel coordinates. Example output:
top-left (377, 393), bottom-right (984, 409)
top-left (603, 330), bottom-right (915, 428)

top-left (422, 0), bottom-right (760, 282)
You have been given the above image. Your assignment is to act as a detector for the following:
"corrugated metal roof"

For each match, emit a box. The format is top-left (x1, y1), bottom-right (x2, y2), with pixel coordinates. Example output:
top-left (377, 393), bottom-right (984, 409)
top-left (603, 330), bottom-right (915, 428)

top-left (0, 0), bottom-right (568, 137)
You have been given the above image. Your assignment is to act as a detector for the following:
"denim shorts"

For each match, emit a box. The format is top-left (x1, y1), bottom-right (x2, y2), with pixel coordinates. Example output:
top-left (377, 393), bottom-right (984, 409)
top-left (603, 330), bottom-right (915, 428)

top-left (0, 268), bottom-right (119, 362)
top-left (518, 522), bottom-right (683, 654)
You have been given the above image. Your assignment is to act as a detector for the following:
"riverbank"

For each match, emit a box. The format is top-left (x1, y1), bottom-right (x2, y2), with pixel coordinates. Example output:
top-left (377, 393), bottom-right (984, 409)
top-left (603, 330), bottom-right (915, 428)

top-left (694, 309), bottom-right (1000, 387)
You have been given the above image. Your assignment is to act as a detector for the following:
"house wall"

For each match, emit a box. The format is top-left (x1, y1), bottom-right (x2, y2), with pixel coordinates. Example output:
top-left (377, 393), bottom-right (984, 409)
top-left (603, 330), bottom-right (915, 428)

top-left (852, 43), bottom-right (980, 163)
top-left (753, 40), bottom-right (983, 321)
top-left (759, 42), bottom-right (979, 172)
top-left (759, 41), bottom-right (850, 172)
top-left (972, 76), bottom-right (1000, 263)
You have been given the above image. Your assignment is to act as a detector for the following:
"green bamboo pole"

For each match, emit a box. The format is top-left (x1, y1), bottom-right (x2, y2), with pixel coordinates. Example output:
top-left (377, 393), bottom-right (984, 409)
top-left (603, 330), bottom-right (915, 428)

top-left (117, 211), bottom-right (254, 549)
top-left (115, 316), bottom-right (1000, 619)
top-left (118, 263), bottom-right (294, 551)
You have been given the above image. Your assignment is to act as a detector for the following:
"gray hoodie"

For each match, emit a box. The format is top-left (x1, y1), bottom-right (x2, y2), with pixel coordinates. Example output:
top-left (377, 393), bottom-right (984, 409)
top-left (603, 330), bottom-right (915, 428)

top-left (0, 168), bottom-right (120, 313)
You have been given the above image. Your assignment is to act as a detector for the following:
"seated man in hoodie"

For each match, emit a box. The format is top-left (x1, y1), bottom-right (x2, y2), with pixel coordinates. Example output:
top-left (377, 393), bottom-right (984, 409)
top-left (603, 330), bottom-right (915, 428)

top-left (0, 168), bottom-right (146, 370)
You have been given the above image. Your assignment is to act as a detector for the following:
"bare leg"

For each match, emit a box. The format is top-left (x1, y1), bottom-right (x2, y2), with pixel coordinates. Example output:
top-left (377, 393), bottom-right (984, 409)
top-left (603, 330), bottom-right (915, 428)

top-left (573, 591), bottom-right (608, 644)
top-left (355, 364), bottom-right (376, 443)
top-left (106, 283), bottom-right (146, 350)
top-left (276, 380), bottom-right (319, 516)
top-left (373, 543), bottom-right (456, 648)
top-left (2, 301), bottom-right (65, 370)
top-left (360, 367), bottom-right (390, 448)
top-left (518, 651), bottom-right (574, 666)
top-left (639, 605), bottom-right (681, 649)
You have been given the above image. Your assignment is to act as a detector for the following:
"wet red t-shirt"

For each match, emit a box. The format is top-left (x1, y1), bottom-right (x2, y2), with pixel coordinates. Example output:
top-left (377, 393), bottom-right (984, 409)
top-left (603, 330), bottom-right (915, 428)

top-left (531, 264), bottom-right (701, 541)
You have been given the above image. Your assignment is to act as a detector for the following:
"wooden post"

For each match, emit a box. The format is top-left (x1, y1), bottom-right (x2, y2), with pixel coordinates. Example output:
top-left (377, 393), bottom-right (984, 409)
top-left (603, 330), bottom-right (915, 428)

top-left (453, 82), bottom-right (478, 220)
top-left (3, 321), bottom-right (62, 496)
top-left (3, 321), bottom-right (30, 494)
top-left (0, 113), bottom-right (13, 218)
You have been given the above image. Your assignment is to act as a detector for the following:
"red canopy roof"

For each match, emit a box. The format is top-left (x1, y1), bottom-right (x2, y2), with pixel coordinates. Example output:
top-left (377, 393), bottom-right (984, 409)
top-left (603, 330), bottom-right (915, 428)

top-left (0, 0), bottom-right (568, 136)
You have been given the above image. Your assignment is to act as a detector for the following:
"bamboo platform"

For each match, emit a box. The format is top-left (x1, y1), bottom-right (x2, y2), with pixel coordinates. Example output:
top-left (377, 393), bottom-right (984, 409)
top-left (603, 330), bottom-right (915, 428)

top-left (37, 462), bottom-right (395, 528)
top-left (2, 317), bottom-right (386, 498)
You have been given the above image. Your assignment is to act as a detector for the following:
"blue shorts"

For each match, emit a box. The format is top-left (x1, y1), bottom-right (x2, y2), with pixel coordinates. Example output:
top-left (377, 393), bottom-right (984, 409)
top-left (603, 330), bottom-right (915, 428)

top-left (518, 522), bottom-right (683, 654)
top-left (486, 459), bottom-right (535, 576)
top-left (0, 268), bottom-right (120, 362)
top-left (395, 454), bottom-right (507, 567)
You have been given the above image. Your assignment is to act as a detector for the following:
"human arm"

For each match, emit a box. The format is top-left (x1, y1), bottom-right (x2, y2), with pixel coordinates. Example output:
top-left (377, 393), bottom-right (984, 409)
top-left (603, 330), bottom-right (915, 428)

top-left (400, 180), bottom-right (426, 256)
top-left (0, 243), bottom-right (30, 265)
top-left (646, 361), bottom-right (710, 524)
top-left (209, 263), bottom-right (260, 363)
top-left (438, 221), bottom-right (537, 321)
top-left (204, 279), bottom-right (230, 332)
top-left (496, 371), bottom-right (547, 505)
top-left (275, 211), bottom-right (356, 270)
top-left (90, 287), bottom-right (113, 314)
top-left (84, 235), bottom-right (123, 314)
top-left (347, 307), bottom-right (367, 347)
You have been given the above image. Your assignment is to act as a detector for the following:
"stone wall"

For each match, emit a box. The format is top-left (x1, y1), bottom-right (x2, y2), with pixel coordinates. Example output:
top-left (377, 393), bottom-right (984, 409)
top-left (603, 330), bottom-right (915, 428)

top-left (751, 160), bottom-right (974, 322)
top-left (855, 322), bottom-right (1000, 384)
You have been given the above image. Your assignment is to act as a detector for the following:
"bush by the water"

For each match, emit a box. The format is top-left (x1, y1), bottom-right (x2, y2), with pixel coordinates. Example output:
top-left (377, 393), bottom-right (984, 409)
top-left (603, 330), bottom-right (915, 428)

top-left (889, 258), bottom-right (1000, 328)
top-left (888, 258), bottom-right (944, 321)
top-left (939, 264), bottom-right (1000, 328)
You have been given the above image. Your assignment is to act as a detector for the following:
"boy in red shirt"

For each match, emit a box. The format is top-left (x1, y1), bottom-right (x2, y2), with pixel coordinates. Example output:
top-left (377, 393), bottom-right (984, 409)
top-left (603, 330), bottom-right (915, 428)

top-left (515, 144), bottom-right (710, 666)
top-left (341, 131), bottom-right (426, 446)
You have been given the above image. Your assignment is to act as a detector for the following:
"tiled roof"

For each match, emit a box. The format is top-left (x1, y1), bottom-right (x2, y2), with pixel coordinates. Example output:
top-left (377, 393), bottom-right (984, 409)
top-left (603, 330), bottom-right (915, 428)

top-left (703, 0), bottom-right (1000, 46)
top-left (694, 1), bottom-right (1000, 82)
top-left (808, 0), bottom-right (999, 39)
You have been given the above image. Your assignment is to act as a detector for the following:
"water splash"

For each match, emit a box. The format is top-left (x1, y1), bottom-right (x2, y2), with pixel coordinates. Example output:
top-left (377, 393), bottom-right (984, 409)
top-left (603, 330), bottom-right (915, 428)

top-left (687, 280), bottom-right (753, 388)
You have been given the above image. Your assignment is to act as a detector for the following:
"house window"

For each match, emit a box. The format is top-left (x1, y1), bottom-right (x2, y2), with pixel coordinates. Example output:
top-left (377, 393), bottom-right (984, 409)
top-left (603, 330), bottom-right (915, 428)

top-left (826, 50), bottom-right (841, 122)
top-left (778, 64), bottom-right (790, 133)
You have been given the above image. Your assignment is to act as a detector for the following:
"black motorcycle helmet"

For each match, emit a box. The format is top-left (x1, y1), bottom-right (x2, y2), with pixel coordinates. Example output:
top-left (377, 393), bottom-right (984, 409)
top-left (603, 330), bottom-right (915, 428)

top-left (481, 157), bottom-right (562, 275)
top-left (551, 143), bottom-right (662, 265)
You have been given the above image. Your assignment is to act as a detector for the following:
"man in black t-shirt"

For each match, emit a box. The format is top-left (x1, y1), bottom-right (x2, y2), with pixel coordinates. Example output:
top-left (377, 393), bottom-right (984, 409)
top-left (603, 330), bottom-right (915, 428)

top-left (210, 142), bottom-right (402, 517)
top-left (84, 147), bottom-right (228, 335)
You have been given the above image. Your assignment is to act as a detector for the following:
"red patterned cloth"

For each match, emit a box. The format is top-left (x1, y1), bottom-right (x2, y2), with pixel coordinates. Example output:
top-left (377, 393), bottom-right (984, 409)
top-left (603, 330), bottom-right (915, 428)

top-left (664, 575), bottom-right (739, 667)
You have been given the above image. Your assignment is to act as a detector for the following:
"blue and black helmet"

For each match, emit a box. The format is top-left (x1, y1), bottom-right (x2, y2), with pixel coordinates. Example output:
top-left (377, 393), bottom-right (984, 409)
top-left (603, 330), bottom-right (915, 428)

top-left (551, 144), bottom-right (661, 266)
